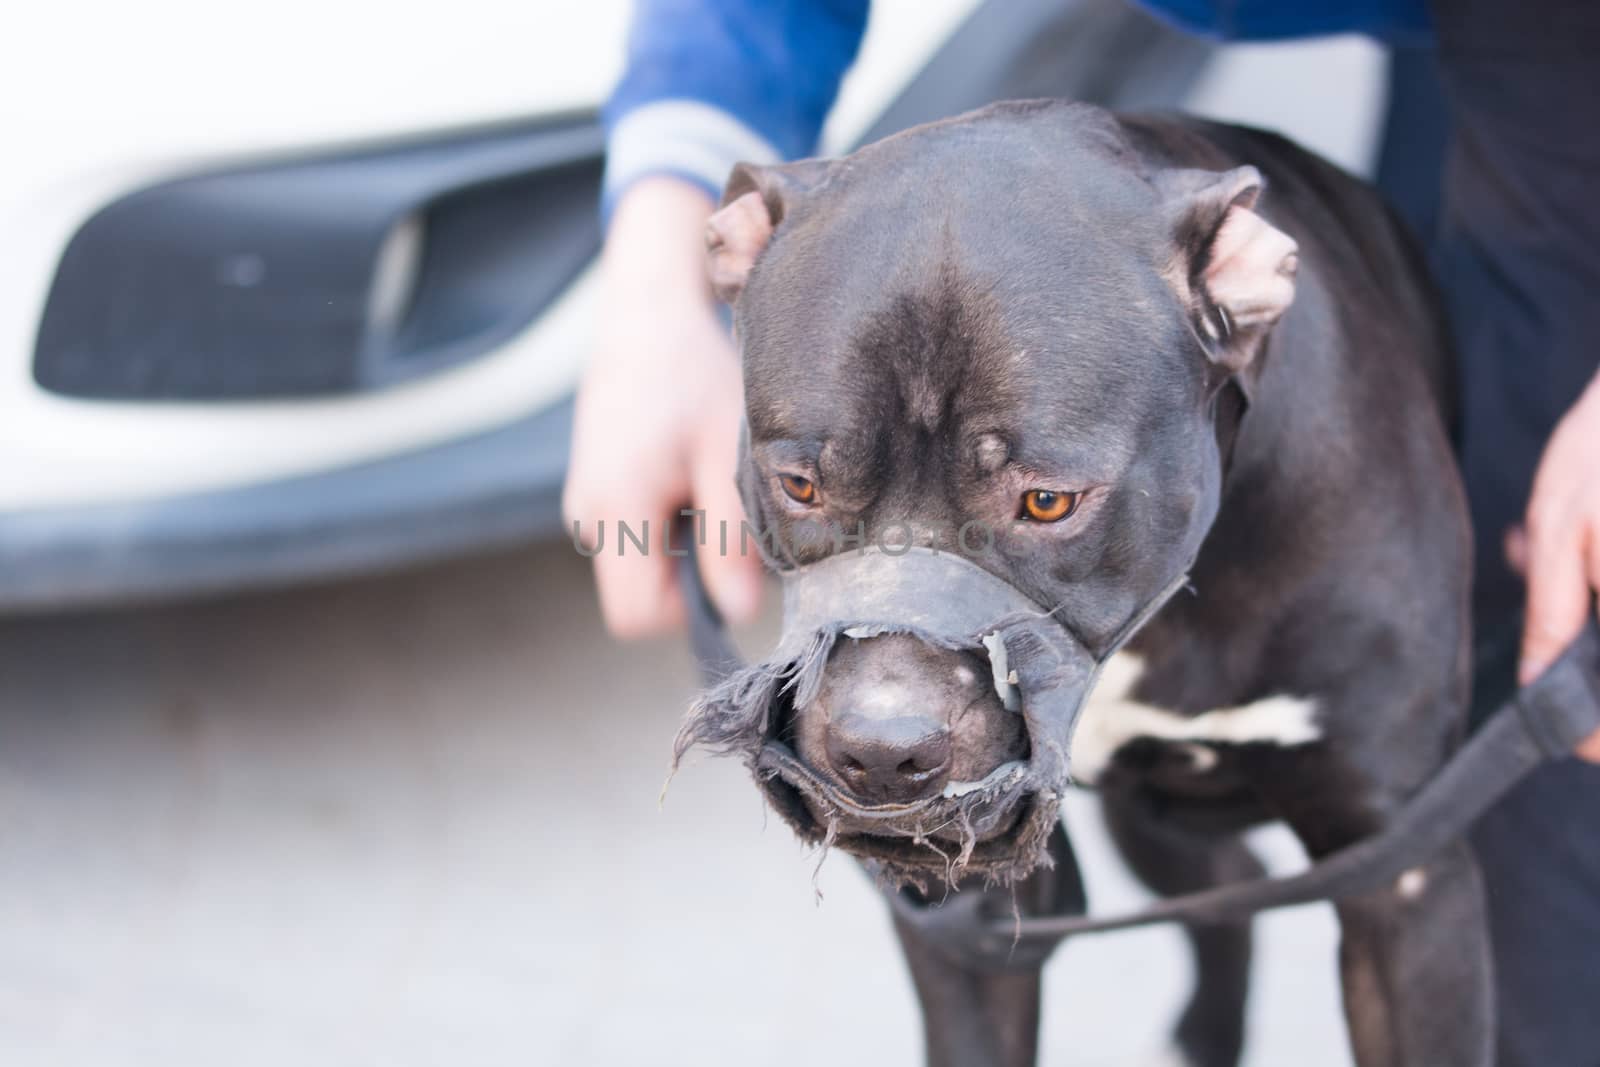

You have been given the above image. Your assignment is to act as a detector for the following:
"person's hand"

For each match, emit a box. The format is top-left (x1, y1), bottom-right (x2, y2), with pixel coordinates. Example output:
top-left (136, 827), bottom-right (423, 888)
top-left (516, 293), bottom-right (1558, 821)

top-left (1507, 368), bottom-right (1600, 760)
top-left (563, 177), bottom-right (765, 637)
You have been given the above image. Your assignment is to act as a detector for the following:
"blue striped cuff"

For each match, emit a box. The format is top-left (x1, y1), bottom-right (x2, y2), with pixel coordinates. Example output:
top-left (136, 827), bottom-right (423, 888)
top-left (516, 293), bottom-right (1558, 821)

top-left (603, 100), bottom-right (783, 221)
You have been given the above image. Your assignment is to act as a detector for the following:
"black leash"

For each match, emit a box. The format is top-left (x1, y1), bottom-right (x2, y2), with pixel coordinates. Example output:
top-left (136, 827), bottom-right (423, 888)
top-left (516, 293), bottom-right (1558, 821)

top-left (677, 549), bottom-right (1600, 969)
top-left (679, 545), bottom-right (747, 686)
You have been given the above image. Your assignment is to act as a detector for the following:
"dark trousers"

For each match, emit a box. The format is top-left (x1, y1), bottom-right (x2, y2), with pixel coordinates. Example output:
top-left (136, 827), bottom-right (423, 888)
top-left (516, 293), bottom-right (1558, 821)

top-left (1380, 3), bottom-right (1600, 1063)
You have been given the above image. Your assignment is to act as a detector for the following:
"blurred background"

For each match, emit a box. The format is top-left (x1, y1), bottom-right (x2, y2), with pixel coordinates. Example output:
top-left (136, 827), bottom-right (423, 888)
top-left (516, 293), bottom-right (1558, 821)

top-left (0, 1), bottom-right (1396, 1062)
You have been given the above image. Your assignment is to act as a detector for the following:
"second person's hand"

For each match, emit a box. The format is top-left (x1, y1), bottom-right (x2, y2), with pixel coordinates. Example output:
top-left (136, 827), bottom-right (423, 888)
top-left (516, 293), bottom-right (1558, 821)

top-left (563, 177), bottom-right (765, 638)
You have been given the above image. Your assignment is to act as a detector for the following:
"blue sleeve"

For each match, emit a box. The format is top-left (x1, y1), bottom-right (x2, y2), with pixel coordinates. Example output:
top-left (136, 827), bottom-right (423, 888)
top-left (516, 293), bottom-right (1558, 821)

top-left (602, 0), bottom-right (870, 214)
top-left (1139, 0), bottom-right (1431, 43)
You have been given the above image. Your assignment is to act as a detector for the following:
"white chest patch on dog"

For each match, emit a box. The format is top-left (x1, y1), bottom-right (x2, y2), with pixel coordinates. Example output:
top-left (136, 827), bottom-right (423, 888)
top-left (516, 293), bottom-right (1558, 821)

top-left (1069, 653), bottom-right (1322, 786)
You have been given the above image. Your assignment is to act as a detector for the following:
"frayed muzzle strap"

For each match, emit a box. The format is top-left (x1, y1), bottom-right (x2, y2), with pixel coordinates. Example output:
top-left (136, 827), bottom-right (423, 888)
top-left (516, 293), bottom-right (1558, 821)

top-left (674, 546), bottom-right (1191, 883)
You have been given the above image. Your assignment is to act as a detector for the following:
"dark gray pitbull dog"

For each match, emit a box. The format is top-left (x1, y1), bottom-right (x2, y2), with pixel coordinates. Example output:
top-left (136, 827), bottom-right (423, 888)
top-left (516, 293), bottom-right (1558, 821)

top-left (697, 100), bottom-right (1485, 1067)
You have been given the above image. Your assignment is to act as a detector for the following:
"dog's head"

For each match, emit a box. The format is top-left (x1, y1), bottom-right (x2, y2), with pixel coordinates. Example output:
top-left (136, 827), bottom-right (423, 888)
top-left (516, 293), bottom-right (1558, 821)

top-left (689, 102), bottom-right (1298, 882)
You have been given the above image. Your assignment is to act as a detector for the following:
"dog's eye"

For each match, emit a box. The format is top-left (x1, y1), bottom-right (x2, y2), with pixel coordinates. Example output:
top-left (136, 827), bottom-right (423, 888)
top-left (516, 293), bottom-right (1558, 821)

top-left (1020, 489), bottom-right (1080, 522)
top-left (779, 474), bottom-right (818, 504)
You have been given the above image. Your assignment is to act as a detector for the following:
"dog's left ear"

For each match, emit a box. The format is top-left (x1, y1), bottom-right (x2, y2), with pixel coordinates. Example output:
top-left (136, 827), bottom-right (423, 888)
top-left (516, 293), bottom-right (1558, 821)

top-left (706, 160), bottom-right (829, 303)
top-left (1161, 165), bottom-right (1299, 377)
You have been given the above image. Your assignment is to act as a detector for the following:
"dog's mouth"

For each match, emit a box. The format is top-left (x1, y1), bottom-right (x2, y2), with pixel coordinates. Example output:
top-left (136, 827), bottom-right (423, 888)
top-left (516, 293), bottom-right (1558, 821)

top-left (675, 545), bottom-right (1194, 889)
top-left (673, 543), bottom-right (1110, 887)
top-left (754, 693), bottom-right (1048, 886)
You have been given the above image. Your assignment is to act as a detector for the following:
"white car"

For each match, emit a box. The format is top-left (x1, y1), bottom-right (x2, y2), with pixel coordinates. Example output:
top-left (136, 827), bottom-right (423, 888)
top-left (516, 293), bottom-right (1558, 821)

top-left (0, 0), bottom-right (1384, 611)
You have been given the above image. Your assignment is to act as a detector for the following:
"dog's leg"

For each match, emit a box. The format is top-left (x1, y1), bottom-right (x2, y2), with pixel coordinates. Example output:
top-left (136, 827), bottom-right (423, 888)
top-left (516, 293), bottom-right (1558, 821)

top-left (1265, 747), bottom-right (1494, 1067)
top-left (890, 909), bottom-right (1044, 1067)
top-left (1102, 785), bottom-right (1262, 1067)
top-left (1325, 837), bottom-right (1492, 1067)
top-left (883, 826), bottom-right (1083, 1067)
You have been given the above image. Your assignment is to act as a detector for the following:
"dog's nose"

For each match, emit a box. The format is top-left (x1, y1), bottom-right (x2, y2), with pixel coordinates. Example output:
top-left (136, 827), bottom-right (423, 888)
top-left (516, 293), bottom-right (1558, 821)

top-left (825, 711), bottom-right (952, 804)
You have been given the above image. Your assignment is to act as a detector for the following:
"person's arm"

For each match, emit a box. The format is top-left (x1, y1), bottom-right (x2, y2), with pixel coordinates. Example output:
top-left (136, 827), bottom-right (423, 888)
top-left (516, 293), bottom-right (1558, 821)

top-left (602, 0), bottom-right (870, 216)
top-left (566, 0), bottom-right (869, 638)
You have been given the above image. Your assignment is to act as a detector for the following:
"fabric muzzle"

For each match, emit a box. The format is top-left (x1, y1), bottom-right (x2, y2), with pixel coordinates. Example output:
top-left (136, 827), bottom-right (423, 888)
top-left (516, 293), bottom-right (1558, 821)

top-left (673, 546), bottom-right (1188, 886)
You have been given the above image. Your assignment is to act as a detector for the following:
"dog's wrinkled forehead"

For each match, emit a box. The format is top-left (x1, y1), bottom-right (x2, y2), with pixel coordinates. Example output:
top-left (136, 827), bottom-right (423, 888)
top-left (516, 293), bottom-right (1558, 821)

top-left (735, 106), bottom-right (1204, 452)
top-left (708, 100), bottom-right (1294, 640)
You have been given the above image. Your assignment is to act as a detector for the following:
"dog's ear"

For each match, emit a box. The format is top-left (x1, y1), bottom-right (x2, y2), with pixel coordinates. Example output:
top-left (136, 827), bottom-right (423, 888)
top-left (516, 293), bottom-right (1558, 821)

top-left (706, 160), bottom-right (828, 303)
top-left (1161, 165), bottom-right (1299, 377)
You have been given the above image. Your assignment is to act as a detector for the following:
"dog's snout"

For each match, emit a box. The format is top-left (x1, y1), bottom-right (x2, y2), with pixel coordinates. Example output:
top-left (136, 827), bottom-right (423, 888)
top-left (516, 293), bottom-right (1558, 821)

top-left (791, 633), bottom-right (1027, 810)
top-left (825, 710), bottom-right (952, 803)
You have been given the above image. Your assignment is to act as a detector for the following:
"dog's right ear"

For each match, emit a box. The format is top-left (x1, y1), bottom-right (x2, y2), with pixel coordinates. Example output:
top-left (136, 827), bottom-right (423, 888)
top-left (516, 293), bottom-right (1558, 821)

top-left (706, 160), bottom-right (828, 303)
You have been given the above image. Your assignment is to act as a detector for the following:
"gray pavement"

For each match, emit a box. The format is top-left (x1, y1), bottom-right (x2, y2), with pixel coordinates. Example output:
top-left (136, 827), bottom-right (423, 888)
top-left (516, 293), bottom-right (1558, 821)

top-left (0, 543), bottom-right (1353, 1065)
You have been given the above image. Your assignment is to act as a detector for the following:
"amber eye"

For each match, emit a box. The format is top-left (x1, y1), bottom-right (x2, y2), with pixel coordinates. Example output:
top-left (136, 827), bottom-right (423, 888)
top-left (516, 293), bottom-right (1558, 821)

top-left (1021, 489), bottom-right (1081, 522)
top-left (779, 474), bottom-right (817, 504)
